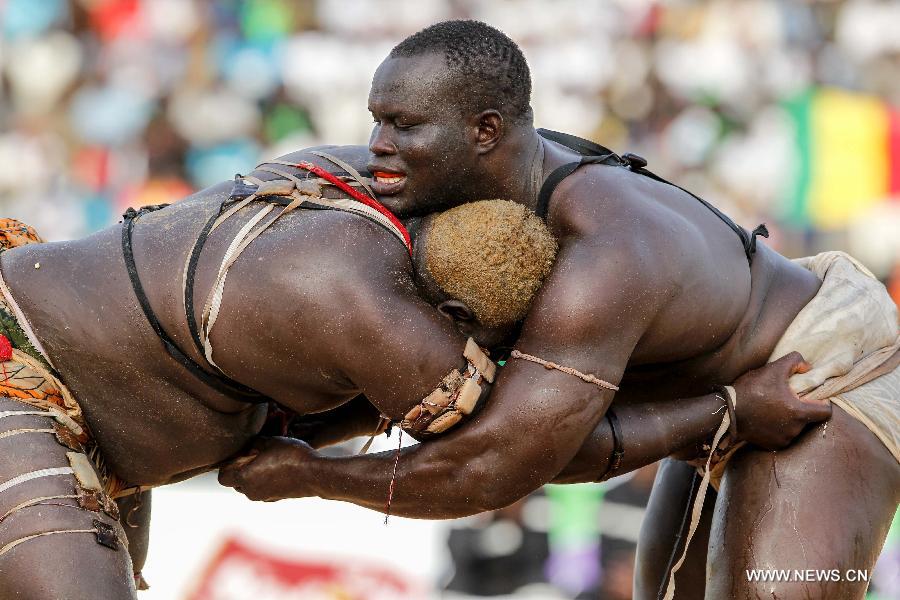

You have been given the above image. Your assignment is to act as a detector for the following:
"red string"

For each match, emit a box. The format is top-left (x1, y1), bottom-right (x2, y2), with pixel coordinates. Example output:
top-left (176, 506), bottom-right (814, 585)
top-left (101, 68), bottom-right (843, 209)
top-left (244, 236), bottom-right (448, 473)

top-left (384, 429), bottom-right (403, 525)
top-left (294, 162), bottom-right (411, 254)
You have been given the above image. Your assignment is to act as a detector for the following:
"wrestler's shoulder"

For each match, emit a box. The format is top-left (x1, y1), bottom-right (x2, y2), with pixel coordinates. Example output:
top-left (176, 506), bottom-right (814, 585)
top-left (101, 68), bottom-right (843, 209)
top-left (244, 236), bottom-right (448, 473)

top-left (252, 207), bottom-right (412, 298)
top-left (547, 165), bottom-right (654, 232)
top-left (542, 166), bottom-right (690, 301)
top-left (548, 166), bottom-right (681, 253)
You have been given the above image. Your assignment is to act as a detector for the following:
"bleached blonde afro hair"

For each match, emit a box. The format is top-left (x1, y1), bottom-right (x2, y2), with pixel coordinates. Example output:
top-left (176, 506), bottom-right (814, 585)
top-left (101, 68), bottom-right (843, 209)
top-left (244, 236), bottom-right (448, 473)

top-left (423, 199), bottom-right (558, 327)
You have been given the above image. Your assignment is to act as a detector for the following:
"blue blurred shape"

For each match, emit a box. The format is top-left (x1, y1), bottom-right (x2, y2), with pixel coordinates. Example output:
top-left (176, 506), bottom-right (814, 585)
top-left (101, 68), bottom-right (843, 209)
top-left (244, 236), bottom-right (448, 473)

top-left (2, 0), bottom-right (66, 39)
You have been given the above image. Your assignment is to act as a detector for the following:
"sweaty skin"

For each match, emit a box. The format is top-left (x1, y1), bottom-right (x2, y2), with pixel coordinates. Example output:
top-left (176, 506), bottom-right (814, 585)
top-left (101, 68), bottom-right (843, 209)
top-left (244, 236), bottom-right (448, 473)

top-left (226, 53), bottom-right (829, 504)
top-left (0, 145), bottom-right (474, 598)
top-left (0, 142), bottom-right (805, 599)
top-left (1, 145), bottom-right (465, 487)
top-left (223, 51), bottom-right (897, 600)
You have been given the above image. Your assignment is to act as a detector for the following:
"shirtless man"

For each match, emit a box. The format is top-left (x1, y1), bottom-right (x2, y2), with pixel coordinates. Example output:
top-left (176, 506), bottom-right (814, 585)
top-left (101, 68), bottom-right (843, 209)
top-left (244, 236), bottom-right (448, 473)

top-left (0, 141), bottom-right (813, 599)
top-left (220, 21), bottom-right (900, 600)
top-left (0, 145), bottom-right (508, 598)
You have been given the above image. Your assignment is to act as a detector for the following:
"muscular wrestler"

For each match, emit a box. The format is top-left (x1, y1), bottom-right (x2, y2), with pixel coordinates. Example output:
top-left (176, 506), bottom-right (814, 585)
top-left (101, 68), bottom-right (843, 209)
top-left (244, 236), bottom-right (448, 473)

top-left (0, 142), bottom-right (811, 599)
top-left (221, 21), bottom-right (900, 600)
top-left (0, 145), bottom-right (507, 598)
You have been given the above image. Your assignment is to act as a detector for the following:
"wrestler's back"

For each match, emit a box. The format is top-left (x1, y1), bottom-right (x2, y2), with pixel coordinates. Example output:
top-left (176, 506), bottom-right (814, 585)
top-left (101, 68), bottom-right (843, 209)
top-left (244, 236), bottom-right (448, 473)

top-left (618, 243), bottom-right (821, 400)
top-left (0, 148), bottom-right (379, 486)
top-left (541, 149), bottom-right (823, 402)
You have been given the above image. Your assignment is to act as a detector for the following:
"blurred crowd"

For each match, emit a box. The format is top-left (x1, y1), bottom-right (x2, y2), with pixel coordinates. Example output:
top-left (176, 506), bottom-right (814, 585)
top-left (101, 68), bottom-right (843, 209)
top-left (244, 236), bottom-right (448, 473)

top-left (2, 1), bottom-right (900, 598)
top-left (1, 0), bottom-right (899, 285)
top-left (442, 468), bottom-right (661, 600)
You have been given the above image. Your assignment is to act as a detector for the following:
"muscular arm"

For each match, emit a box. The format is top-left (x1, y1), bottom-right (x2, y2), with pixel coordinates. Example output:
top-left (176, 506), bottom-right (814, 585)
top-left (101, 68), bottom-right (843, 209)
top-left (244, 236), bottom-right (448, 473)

top-left (221, 164), bottom-right (829, 515)
top-left (551, 394), bottom-right (726, 484)
top-left (254, 206), bottom-right (672, 517)
top-left (301, 391), bottom-right (728, 515)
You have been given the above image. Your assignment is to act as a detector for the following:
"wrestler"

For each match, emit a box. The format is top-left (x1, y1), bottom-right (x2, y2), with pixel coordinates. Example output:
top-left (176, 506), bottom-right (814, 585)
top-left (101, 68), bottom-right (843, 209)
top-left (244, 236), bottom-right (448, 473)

top-left (0, 141), bottom-right (815, 599)
top-left (0, 144), bottom-right (497, 598)
top-left (220, 21), bottom-right (900, 600)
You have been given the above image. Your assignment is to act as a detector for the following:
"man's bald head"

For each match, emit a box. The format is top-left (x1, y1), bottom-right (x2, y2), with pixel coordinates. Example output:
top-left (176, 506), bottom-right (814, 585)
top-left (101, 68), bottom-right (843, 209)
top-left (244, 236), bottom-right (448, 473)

top-left (389, 20), bottom-right (532, 125)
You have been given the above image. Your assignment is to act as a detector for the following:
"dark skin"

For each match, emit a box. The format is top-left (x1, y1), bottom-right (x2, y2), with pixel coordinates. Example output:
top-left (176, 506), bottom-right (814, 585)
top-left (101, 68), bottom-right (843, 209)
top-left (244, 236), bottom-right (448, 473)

top-left (0, 143), bottom-right (808, 599)
top-left (0, 145), bottom-right (470, 598)
top-left (221, 52), bottom-right (898, 599)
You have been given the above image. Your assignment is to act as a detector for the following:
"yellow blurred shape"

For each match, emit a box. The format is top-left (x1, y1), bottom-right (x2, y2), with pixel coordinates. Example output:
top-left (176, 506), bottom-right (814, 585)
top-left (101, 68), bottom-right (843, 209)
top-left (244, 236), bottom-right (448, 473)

top-left (809, 88), bottom-right (889, 229)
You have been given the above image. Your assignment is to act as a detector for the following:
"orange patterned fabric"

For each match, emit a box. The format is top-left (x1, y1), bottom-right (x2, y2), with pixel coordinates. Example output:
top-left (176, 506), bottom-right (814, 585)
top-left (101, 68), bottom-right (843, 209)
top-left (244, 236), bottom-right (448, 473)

top-left (0, 219), bottom-right (44, 251)
top-left (0, 350), bottom-right (90, 446)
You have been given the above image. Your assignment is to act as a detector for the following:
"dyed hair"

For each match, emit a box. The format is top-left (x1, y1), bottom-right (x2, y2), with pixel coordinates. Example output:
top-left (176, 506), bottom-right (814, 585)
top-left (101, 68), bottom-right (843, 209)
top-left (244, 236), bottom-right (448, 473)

top-left (423, 200), bottom-right (557, 327)
top-left (389, 20), bottom-right (532, 123)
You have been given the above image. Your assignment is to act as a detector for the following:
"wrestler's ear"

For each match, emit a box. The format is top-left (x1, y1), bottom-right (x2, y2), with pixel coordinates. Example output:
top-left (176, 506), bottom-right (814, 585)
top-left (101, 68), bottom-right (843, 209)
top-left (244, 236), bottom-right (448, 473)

top-left (437, 300), bottom-right (476, 324)
top-left (473, 110), bottom-right (503, 155)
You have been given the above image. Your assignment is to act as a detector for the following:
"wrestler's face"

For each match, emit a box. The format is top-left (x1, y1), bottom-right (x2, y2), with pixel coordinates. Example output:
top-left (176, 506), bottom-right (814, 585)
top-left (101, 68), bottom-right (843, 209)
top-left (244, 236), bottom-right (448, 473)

top-left (368, 53), bottom-right (483, 217)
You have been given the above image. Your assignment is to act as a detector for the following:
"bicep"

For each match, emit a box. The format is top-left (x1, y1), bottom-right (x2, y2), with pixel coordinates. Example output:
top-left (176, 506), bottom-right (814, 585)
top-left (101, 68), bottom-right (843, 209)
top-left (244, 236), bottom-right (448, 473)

top-left (336, 261), bottom-right (470, 422)
top-left (434, 238), bottom-right (662, 485)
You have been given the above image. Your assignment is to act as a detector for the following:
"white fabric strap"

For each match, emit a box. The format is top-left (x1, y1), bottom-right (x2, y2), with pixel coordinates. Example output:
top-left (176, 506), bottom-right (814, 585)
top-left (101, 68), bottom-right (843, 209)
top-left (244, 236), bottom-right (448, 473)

top-left (212, 195), bottom-right (262, 237)
top-left (663, 389), bottom-right (736, 600)
top-left (0, 428), bottom-right (55, 440)
top-left (308, 150), bottom-right (377, 200)
top-left (305, 196), bottom-right (408, 249)
top-left (0, 387), bottom-right (83, 436)
top-left (202, 195), bottom-right (305, 369)
top-left (200, 205), bottom-right (274, 368)
top-left (257, 160), bottom-right (368, 188)
top-left (181, 194), bottom-right (260, 318)
top-left (0, 494), bottom-right (80, 523)
top-left (0, 467), bottom-right (74, 495)
top-left (0, 528), bottom-right (97, 559)
top-left (255, 166), bottom-right (308, 190)
top-left (0, 410), bottom-right (52, 420)
top-left (3, 350), bottom-right (83, 431)
top-left (724, 385), bottom-right (736, 417)
top-left (256, 164), bottom-right (407, 249)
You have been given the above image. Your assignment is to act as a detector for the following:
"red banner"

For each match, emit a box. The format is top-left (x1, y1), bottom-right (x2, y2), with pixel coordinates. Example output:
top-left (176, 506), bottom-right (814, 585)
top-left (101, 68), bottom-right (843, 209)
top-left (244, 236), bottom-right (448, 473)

top-left (187, 535), bottom-right (426, 600)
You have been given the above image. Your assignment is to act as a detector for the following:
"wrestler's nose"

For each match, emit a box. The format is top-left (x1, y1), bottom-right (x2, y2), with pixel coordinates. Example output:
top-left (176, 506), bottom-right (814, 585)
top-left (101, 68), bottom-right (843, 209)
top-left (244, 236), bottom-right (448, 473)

top-left (368, 124), bottom-right (397, 156)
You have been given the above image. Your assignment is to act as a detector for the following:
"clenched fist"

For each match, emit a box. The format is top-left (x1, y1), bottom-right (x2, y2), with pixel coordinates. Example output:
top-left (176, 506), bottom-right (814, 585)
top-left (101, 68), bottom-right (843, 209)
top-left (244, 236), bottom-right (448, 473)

top-left (218, 437), bottom-right (319, 502)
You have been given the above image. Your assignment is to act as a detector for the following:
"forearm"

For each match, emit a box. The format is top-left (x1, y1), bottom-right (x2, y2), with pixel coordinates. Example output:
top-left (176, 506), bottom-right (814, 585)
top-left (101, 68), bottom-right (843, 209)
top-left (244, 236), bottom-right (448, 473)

top-left (279, 393), bottom-right (725, 517)
top-left (552, 392), bottom-right (726, 484)
top-left (308, 434), bottom-right (507, 519)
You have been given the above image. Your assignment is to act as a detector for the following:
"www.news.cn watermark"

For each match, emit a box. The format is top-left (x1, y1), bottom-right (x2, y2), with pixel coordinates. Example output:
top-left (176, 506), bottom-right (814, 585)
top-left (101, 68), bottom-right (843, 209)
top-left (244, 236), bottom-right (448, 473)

top-left (746, 569), bottom-right (871, 583)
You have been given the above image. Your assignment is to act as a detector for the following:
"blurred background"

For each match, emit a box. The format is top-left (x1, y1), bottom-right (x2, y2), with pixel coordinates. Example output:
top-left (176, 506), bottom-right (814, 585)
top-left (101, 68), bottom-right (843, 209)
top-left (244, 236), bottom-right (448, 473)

top-left (1, 0), bottom-right (899, 598)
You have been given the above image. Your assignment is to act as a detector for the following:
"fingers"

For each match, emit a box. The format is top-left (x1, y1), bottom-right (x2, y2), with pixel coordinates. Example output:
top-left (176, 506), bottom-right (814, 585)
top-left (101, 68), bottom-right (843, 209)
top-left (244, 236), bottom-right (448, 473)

top-left (217, 446), bottom-right (265, 487)
top-left (229, 452), bottom-right (260, 470)
top-left (218, 437), bottom-right (286, 491)
top-left (216, 446), bottom-right (262, 486)
top-left (217, 463), bottom-right (241, 488)
top-left (791, 360), bottom-right (812, 375)
top-left (773, 351), bottom-right (810, 377)
top-left (796, 397), bottom-right (833, 422)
